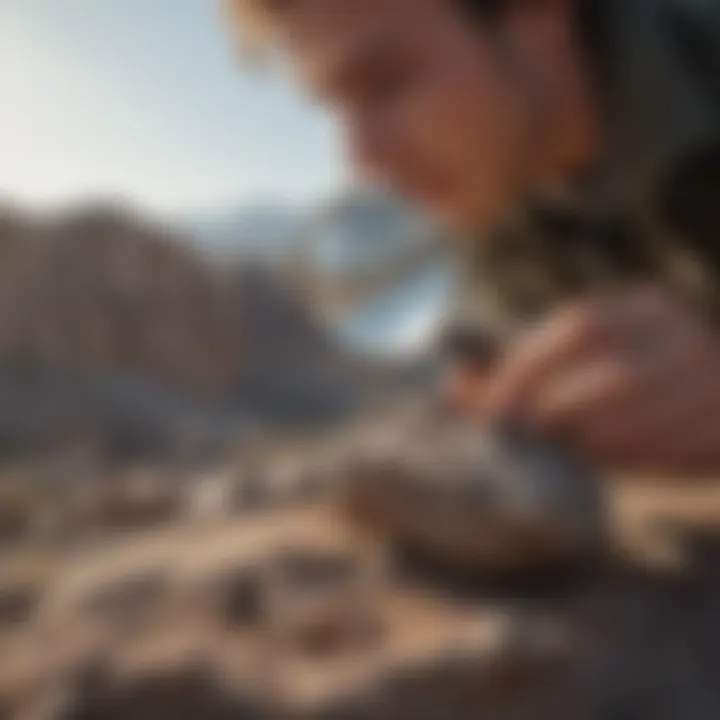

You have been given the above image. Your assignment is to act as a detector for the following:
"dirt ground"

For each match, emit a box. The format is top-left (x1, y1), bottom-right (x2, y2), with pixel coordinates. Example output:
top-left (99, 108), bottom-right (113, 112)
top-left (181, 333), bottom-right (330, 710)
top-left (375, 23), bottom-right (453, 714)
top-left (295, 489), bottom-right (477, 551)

top-left (1, 454), bottom-right (720, 720)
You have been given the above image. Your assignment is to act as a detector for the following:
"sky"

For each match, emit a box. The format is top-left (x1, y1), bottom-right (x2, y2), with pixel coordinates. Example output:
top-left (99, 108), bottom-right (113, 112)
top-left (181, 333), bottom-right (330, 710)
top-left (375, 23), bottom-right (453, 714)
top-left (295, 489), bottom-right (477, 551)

top-left (0, 0), bottom-right (345, 215)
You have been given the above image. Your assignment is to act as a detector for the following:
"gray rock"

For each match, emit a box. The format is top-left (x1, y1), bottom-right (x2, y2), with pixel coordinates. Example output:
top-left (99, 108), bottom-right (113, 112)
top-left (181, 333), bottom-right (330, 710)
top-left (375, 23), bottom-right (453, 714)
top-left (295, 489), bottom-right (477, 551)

top-left (341, 412), bottom-right (606, 574)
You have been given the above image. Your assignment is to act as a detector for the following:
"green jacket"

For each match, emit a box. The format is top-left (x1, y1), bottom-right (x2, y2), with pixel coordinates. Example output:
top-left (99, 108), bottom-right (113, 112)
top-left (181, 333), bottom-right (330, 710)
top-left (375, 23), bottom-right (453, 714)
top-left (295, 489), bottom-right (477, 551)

top-left (462, 0), bottom-right (720, 340)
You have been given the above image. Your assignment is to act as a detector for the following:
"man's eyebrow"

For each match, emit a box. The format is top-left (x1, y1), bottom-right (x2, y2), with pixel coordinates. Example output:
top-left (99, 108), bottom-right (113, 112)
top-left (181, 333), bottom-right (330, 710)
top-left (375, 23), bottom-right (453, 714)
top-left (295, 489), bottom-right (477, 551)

top-left (255, 0), bottom-right (295, 14)
top-left (324, 32), bottom-right (407, 92)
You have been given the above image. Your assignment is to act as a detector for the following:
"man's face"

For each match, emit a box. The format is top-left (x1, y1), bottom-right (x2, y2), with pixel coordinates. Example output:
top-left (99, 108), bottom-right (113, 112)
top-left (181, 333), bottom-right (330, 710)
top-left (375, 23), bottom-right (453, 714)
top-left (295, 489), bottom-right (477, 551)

top-left (274, 0), bottom-right (530, 230)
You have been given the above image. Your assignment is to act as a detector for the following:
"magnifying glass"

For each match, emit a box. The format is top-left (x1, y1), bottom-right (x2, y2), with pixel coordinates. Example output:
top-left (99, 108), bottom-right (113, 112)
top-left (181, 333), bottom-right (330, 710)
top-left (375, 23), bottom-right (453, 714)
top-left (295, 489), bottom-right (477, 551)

top-left (295, 194), bottom-right (459, 361)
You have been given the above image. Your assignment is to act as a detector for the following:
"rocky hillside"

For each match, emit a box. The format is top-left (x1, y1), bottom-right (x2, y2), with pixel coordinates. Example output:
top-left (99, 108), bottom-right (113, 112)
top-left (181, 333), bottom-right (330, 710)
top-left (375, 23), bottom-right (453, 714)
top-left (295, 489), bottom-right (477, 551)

top-left (0, 205), bottom-right (242, 396)
top-left (0, 204), bottom-right (422, 462)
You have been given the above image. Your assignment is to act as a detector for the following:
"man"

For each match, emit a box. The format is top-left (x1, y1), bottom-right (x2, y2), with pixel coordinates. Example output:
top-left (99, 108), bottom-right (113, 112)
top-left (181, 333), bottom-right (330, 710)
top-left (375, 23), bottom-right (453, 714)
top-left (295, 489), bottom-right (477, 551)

top-left (228, 0), bottom-right (720, 476)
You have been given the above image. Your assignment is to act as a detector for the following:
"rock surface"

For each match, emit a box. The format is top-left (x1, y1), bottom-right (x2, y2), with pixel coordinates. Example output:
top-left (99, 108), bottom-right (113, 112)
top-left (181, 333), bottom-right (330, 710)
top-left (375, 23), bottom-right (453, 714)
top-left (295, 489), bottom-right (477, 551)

top-left (341, 407), bottom-right (605, 574)
top-left (1, 440), bottom-right (720, 718)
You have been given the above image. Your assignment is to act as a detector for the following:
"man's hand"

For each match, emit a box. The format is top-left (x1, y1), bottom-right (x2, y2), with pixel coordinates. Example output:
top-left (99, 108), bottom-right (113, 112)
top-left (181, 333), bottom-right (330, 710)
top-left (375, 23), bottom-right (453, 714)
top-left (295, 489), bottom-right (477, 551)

top-left (482, 286), bottom-right (720, 476)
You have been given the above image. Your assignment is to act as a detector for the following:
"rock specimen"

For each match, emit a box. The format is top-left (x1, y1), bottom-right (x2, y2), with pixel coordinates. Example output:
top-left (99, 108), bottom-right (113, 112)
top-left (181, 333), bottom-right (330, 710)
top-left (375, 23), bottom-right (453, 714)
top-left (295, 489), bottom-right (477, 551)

top-left (341, 405), bottom-right (606, 575)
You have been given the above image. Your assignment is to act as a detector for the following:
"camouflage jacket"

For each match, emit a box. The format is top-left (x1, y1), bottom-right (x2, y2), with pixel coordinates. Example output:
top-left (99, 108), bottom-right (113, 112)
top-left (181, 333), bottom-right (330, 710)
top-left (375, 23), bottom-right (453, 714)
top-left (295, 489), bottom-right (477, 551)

top-left (462, 0), bottom-right (720, 340)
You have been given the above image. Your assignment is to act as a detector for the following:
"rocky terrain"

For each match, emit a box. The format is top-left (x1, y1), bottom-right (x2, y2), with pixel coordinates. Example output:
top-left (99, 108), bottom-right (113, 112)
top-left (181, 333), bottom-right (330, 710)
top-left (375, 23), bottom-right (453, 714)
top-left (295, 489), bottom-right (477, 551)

top-left (0, 201), bottom-right (719, 718)
top-left (1, 428), bottom-right (720, 719)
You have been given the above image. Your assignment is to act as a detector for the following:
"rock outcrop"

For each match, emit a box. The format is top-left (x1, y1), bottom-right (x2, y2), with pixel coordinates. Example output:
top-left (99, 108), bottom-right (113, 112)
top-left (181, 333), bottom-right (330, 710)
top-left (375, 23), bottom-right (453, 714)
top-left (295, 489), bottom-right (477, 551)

top-left (0, 205), bottom-right (242, 395)
top-left (0, 204), bottom-right (416, 461)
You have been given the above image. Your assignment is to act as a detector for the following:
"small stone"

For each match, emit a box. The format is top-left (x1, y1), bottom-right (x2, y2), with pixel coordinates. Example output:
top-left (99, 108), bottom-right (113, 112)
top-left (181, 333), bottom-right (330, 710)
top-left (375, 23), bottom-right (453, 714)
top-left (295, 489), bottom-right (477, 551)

top-left (0, 582), bottom-right (38, 627)
top-left (221, 570), bottom-right (263, 627)
top-left (172, 556), bottom-right (265, 629)
top-left (263, 548), bottom-right (385, 657)
top-left (45, 566), bottom-right (168, 628)
top-left (73, 474), bottom-right (180, 531)
top-left (184, 471), bottom-right (240, 522)
top-left (0, 491), bottom-right (32, 545)
top-left (235, 467), bottom-right (273, 510)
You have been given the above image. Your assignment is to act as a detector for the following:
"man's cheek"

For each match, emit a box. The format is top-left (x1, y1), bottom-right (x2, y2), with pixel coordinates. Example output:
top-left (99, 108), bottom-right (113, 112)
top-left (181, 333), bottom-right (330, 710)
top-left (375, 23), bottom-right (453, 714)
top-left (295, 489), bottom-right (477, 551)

top-left (425, 87), bottom-right (497, 185)
top-left (378, 103), bottom-right (454, 199)
top-left (345, 109), bottom-right (416, 187)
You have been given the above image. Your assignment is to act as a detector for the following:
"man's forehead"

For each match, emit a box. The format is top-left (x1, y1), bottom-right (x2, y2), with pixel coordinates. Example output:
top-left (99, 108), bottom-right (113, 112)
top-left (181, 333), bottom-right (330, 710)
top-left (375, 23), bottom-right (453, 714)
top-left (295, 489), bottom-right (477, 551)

top-left (269, 0), bottom-right (447, 52)
top-left (267, 0), bottom-right (448, 84)
top-left (266, 0), bottom-right (441, 29)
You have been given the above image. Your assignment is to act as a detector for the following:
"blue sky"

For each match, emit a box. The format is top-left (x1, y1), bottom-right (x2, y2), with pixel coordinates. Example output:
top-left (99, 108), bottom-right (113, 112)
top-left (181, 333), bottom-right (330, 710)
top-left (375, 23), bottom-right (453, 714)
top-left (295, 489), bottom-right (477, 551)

top-left (0, 0), bottom-right (344, 214)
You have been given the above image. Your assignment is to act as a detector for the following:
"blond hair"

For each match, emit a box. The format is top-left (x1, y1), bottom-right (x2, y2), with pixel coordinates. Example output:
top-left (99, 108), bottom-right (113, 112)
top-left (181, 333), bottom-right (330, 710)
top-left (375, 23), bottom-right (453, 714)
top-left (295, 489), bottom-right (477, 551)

top-left (224, 0), bottom-right (274, 53)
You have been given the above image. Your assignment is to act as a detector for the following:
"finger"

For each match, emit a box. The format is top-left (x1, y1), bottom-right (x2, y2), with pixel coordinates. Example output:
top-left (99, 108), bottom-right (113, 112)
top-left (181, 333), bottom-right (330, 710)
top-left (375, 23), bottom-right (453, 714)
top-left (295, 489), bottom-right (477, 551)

top-left (524, 356), bottom-right (635, 433)
top-left (482, 285), bottom-right (685, 420)
top-left (526, 324), bottom-right (708, 433)
top-left (483, 300), bottom-right (609, 419)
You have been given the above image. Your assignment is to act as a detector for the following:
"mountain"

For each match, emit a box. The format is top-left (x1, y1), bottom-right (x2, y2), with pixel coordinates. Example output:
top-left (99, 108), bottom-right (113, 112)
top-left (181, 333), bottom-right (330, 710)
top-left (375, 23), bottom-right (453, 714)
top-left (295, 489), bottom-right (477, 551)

top-left (181, 191), bottom-right (434, 271)
top-left (183, 202), bottom-right (307, 263)
top-left (0, 202), bottom-right (432, 462)
top-left (181, 190), bottom-right (451, 359)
